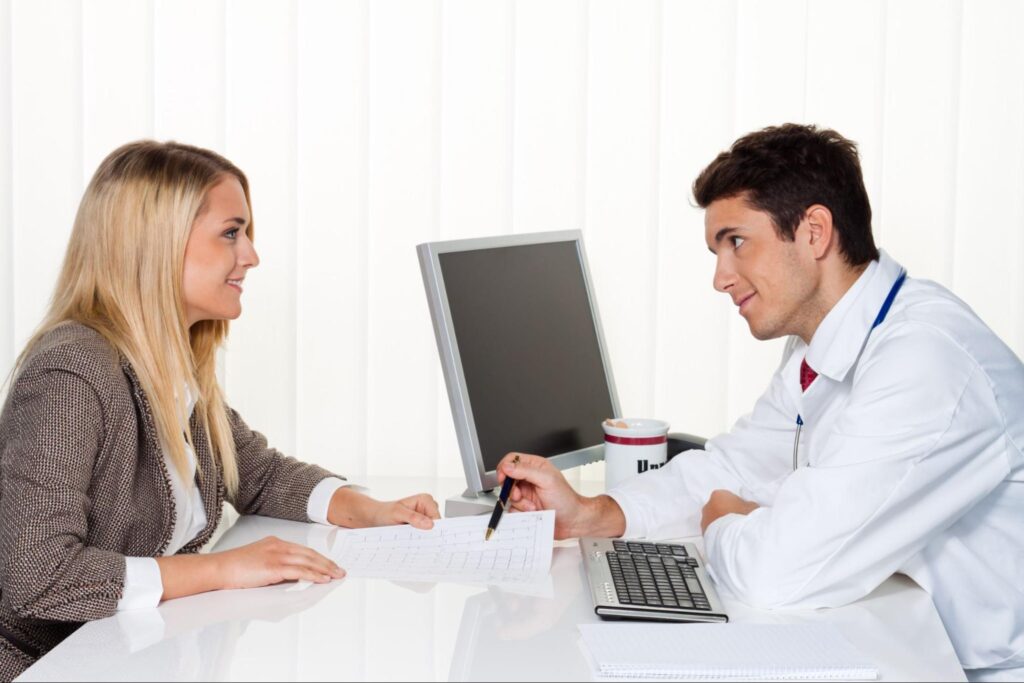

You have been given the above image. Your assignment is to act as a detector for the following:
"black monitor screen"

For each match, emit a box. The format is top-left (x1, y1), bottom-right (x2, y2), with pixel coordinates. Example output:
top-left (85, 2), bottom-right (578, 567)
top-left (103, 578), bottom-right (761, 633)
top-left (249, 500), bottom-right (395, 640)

top-left (439, 241), bottom-right (615, 473)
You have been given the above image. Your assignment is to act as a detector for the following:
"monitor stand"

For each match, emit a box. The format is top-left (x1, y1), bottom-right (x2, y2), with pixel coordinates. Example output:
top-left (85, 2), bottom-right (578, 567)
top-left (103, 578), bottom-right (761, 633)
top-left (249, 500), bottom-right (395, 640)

top-left (445, 488), bottom-right (500, 518)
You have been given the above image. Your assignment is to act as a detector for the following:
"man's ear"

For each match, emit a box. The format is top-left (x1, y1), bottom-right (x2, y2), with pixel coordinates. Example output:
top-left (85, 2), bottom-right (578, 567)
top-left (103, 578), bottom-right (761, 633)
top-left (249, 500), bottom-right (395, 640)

top-left (804, 204), bottom-right (834, 260)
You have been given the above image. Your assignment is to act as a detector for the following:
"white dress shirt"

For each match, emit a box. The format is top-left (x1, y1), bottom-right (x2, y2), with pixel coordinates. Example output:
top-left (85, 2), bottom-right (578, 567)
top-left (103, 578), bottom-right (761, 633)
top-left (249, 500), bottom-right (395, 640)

top-left (608, 251), bottom-right (1024, 677)
top-left (117, 387), bottom-right (346, 611)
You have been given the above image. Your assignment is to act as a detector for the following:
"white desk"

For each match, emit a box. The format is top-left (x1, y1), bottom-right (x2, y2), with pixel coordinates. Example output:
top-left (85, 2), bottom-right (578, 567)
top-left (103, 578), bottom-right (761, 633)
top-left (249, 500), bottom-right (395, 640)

top-left (17, 476), bottom-right (966, 682)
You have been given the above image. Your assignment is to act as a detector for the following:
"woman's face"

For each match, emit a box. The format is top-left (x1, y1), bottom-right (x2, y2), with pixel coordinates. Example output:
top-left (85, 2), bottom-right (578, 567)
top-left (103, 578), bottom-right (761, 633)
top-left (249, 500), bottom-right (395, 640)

top-left (182, 176), bottom-right (259, 327)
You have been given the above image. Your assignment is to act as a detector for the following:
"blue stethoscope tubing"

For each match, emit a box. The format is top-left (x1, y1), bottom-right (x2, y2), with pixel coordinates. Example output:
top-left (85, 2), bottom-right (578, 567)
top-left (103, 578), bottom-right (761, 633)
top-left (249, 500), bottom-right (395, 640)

top-left (792, 269), bottom-right (908, 471)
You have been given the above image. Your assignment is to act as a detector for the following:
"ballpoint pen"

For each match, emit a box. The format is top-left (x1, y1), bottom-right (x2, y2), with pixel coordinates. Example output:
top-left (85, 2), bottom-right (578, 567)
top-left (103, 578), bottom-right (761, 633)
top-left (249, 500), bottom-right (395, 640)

top-left (485, 454), bottom-right (519, 540)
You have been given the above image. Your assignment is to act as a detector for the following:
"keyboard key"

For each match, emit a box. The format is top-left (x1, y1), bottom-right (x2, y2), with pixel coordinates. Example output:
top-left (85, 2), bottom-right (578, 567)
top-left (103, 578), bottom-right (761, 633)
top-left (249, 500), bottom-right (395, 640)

top-left (641, 543), bottom-right (659, 554)
top-left (671, 546), bottom-right (688, 557)
top-left (657, 545), bottom-right (674, 555)
top-left (685, 578), bottom-right (703, 594)
top-left (627, 542), bottom-right (644, 553)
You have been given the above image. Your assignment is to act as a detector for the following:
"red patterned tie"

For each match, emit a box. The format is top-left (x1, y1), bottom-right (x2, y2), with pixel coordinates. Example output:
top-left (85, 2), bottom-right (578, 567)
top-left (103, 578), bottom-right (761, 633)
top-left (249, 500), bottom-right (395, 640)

top-left (800, 358), bottom-right (818, 392)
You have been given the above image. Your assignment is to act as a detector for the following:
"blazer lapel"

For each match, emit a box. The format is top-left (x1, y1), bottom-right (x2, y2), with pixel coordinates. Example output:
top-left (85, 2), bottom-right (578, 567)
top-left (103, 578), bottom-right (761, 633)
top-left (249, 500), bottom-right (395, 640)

top-left (181, 413), bottom-right (225, 552)
top-left (119, 358), bottom-right (176, 556)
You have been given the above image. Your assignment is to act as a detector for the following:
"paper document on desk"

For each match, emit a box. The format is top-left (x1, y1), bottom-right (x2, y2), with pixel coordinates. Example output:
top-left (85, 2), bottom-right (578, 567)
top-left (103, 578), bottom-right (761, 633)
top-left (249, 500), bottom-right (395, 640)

top-left (327, 510), bottom-right (555, 585)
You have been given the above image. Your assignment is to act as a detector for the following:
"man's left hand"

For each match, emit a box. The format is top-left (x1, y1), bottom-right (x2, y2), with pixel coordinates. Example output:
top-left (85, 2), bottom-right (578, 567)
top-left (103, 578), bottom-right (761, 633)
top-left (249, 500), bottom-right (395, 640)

top-left (701, 490), bottom-right (759, 534)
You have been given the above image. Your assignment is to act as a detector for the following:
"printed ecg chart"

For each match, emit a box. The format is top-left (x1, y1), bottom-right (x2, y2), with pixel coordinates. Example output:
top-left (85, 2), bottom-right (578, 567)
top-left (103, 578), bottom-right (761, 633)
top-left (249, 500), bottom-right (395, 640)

top-left (328, 510), bottom-right (555, 585)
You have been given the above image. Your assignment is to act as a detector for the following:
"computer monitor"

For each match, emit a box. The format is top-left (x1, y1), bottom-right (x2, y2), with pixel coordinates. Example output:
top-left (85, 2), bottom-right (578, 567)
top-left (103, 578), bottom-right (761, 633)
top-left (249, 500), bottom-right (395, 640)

top-left (418, 230), bottom-right (621, 497)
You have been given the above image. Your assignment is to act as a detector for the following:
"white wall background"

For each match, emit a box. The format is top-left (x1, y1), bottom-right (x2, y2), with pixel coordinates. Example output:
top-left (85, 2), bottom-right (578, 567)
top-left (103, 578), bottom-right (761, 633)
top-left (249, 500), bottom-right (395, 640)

top-left (1, 0), bottom-right (1022, 487)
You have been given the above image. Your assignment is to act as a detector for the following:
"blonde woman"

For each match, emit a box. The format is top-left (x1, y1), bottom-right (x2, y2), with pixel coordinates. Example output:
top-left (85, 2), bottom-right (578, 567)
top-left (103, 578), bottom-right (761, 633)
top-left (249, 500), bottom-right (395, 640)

top-left (0, 141), bottom-right (440, 679)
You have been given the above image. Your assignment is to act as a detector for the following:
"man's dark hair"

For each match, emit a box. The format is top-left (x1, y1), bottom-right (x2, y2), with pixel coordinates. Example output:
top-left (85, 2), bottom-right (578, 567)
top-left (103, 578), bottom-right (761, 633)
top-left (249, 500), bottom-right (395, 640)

top-left (693, 123), bottom-right (879, 266)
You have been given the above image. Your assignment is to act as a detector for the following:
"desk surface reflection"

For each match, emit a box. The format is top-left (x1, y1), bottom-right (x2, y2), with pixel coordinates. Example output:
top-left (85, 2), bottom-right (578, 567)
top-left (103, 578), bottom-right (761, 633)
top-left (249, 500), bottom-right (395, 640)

top-left (17, 477), bottom-right (965, 682)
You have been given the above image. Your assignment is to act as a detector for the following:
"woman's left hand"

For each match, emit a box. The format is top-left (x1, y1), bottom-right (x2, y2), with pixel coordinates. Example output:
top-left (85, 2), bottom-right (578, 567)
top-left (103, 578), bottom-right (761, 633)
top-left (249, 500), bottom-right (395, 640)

top-left (328, 488), bottom-right (441, 530)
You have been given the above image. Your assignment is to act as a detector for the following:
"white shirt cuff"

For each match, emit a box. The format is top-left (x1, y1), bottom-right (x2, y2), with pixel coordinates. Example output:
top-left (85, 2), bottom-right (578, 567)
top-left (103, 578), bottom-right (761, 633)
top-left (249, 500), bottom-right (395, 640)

top-left (701, 512), bottom-right (744, 585)
top-left (117, 557), bottom-right (163, 610)
top-left (606, 489), bottom-right (645, 539)
top-left (307, 477), bottom-right (349, 525)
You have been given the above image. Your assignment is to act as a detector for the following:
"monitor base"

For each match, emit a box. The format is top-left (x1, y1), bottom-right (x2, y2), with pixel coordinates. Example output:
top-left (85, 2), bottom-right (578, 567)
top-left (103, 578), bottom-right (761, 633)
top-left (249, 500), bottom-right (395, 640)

top-left (445, 489), bottom-right (500, 517)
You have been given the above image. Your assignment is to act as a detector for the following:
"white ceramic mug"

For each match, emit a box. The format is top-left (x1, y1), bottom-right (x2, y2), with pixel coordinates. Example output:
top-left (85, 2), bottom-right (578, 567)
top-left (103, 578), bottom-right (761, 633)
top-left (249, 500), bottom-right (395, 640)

top-left (602, 418), bottom-right (670, 491)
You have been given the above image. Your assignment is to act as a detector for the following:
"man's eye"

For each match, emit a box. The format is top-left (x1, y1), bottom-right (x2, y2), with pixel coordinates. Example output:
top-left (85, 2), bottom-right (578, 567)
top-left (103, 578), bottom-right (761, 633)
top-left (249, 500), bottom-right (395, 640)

top-left (731, 236), bottom-right (745, 249)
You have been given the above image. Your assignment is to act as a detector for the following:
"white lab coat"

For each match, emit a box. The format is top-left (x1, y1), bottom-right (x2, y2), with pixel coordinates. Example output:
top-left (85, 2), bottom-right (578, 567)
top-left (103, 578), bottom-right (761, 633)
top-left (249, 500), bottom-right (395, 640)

top-left (609, 251), bottom-right (1024, 676)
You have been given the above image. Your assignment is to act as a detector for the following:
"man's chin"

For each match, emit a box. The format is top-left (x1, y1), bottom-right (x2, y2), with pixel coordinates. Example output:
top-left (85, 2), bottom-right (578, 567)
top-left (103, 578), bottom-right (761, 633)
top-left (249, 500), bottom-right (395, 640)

top-left (745, 319), bottom-right (783, 341)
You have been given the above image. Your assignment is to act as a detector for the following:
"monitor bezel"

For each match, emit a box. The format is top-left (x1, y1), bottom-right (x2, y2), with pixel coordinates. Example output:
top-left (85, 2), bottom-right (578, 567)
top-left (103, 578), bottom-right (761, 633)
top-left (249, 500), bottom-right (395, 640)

top-left (418, 230), bottom-right (621, 495)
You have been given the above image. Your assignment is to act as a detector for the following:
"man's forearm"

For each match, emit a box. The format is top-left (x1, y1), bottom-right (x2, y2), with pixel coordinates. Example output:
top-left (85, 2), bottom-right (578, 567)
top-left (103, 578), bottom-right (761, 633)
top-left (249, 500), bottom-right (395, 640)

top-left (573, 494), bottom-right (627, 538)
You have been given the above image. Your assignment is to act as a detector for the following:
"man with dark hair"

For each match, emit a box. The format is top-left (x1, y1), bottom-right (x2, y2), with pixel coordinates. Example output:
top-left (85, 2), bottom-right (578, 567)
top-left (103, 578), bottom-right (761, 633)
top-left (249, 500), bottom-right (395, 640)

top-left (498, 124), bottom-right (1024, 680)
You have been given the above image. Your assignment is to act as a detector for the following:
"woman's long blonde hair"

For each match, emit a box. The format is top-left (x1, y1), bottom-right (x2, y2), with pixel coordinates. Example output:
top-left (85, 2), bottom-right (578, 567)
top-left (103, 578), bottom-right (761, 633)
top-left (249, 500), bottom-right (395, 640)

top-left (13, 141), bottom-right (249, 496)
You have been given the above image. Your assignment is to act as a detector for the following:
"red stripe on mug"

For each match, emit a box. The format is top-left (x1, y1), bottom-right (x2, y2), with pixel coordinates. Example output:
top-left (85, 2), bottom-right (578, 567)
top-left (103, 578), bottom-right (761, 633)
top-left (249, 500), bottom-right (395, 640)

top-left (604, 434), bottom-right (667, 446)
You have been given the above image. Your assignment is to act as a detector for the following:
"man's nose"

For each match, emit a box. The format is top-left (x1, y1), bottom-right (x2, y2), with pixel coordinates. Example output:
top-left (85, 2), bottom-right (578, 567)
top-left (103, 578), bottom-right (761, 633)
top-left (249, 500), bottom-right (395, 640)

top-left (713, 257), bottom-right (735, 293)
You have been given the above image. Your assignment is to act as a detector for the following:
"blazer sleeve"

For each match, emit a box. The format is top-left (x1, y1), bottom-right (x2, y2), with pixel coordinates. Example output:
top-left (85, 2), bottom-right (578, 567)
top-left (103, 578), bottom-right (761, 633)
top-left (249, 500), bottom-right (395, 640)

top-left (225, 406), bottom-right (345, 521)
top-left (0, 364), bottom-right (126, 622)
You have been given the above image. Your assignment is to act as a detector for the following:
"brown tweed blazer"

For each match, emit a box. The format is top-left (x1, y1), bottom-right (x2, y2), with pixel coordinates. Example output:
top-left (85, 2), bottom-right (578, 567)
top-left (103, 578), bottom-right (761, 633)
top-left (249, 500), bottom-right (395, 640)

top-left (0, 322), bottom-right (341, 680)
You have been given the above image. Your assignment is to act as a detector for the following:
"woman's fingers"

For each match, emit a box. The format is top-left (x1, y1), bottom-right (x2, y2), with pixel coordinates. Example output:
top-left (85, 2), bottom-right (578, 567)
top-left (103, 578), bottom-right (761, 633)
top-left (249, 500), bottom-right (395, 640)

top-left (397, 503), bottom-right (436, 530)
top-left (403, 493), bottom-right (441, 519)
top-left (278, 541), bottom-right (345, 578)
top-left (279, 563), bottom-right (334, 584)
top-left (421, 495), bottom-right (441, 519)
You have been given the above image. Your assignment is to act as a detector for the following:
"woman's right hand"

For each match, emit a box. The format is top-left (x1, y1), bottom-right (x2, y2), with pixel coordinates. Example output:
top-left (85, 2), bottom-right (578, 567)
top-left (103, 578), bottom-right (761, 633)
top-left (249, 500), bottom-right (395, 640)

top-left (213, 536), bottom-right (345, 589)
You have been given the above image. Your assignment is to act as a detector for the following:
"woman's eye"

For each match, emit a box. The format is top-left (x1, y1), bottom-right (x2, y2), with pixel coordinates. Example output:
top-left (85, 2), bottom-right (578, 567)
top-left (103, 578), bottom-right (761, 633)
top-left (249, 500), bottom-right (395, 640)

top-left (224, 228), bottom-right (239, 240)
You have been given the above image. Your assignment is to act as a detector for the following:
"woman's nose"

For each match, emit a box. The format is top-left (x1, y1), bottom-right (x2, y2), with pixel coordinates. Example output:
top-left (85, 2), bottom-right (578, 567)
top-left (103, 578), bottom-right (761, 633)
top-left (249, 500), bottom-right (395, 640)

top-left (241, 236), bottom-right (260, 269)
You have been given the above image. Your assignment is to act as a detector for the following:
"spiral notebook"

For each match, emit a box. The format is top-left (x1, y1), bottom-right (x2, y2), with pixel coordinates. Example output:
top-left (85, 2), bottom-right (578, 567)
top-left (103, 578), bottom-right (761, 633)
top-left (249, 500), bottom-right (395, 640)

top-left (578, 623), bottom-right (878, 681)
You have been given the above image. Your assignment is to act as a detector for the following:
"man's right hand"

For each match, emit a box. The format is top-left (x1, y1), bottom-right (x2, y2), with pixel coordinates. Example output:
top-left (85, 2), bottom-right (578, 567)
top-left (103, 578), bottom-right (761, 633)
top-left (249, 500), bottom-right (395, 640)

top-left (496, 453), bottom-right (626, 540)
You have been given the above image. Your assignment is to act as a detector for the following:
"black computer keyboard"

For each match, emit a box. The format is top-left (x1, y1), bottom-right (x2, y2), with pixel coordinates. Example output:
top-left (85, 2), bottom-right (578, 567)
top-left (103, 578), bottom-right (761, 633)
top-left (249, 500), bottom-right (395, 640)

top-left (580, 537), bottom-right (728, 622)
top-left (607, 540), bottom-right (713, 610)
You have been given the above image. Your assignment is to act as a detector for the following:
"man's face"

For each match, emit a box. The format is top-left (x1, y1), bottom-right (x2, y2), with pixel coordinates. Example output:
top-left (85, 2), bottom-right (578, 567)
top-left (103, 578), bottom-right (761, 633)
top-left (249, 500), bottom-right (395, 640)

top-left (704, 195), bottom-right (818, 341)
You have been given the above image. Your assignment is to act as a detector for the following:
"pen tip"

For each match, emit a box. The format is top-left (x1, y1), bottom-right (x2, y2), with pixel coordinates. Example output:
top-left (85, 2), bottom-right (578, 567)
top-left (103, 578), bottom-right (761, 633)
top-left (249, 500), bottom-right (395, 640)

top-left (485, 528), bottom-right (493, 541)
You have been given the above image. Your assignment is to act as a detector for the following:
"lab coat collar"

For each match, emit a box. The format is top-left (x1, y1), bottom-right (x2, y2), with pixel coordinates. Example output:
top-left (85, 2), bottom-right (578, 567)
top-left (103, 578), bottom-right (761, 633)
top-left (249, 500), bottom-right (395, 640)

top-left (805, 250), bottom-right (905, 384)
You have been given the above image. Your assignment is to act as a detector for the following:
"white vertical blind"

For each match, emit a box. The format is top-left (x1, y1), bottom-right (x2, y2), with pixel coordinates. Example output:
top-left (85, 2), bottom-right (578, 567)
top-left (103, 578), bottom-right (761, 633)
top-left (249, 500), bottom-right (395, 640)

top-left (880, 0), bottom-right (962, 281)
top-left (0, 0), bottom-right (11, 375)
top-left (365, 0), bottom-right (442, 478)
top-left (153, 0), bottom-right (225, 150)
top-left (9, 0), bottom-right (81, 352)
top-left (2, 0), bottom-right (1022, 486)
top-left (82, 0), bottom-right (152, 175)
top-left (295, 0), bottom-right (370, 478)
top-left (953, 0), bottom-right (1024, 353)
